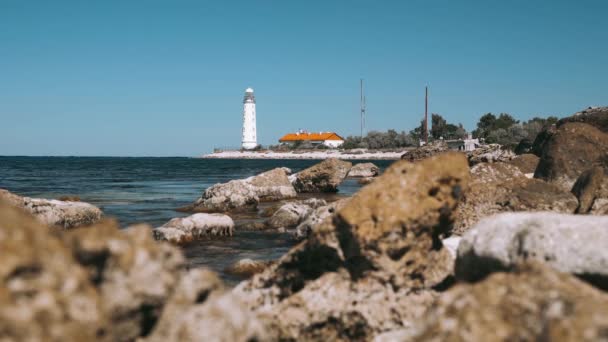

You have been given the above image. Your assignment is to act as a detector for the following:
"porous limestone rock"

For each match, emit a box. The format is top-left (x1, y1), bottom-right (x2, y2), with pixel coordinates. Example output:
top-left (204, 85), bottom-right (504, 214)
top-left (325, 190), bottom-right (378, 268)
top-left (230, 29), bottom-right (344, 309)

top-left (0, 188), bottom-right (102, 228)
top-left (571, 166), bottom-right (608, 214)
top-left (400, 140), bottom-right (448, 162)
top-left (467, 143), bottom-right (515, 165)
top-left (267, 198), bottom-right (327, 229)
top-left (456, 212), bottom-right (608, 288)
top-left (409, 263), bottom-right (608, 341)
top-left (292, 158), bottom-right (352, 193)
top-left (534, 122), bottom-right (608, 191)
top-left (347, 162), bottom-right (379, 178)
top-left (191, 168), bottom-right (297, 212)
top-left (558, 106), bottom-right (608, 133)
top-left (153, 213), bottom-right (234, 244)
top-left (61, 222), bottom-right (186, 341)
top-left (293, 198), bottom-right (350, 241)
top-left (0, 202), bottom-right (109, 342)
top-left (146, 268), bottom-right (266, 342)
top-left (234, 153), bottom-right (470, 340)
top-left (454, 162), bottom-right (578, 234)
top-left (225, 258), bottom-right (275, 278)
top-left (506, 153), bottom-right (540, 174)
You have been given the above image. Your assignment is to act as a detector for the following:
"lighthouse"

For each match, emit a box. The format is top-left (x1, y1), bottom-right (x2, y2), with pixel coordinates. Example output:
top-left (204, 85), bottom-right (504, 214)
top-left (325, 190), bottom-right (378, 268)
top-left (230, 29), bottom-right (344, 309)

top-left (241, 87), bottom-right (257, 150)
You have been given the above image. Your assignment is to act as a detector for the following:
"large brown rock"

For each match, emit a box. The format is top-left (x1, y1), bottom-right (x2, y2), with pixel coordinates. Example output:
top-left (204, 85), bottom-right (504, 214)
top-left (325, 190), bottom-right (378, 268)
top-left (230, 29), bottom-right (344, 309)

top-left (506, 153), bottom-right (540, 174)
top-left (0, 202), bottom-right (109, 341)
top-left (558, 106), bottom-right (608, 133)
top-left (0, 188), bottom-right (102, 228)
top-left (534, 122), bottom-right (608, 191)
top-left (400, 140), bottom-right (448, 162)
top-left (454, 162), bottom-right (578, 234)
top-left (61, 221), bottom-right (187, 341)
top-left (292, 158), bottom-right (352, 193)
top-left (190, 168), bottom-right (297, 212)
top-left (234, 153), bottom-right (470, 340)
top-left (409, 263), bottom-right (608, 341)
top-left (571, 166), bottom-right (608, 214)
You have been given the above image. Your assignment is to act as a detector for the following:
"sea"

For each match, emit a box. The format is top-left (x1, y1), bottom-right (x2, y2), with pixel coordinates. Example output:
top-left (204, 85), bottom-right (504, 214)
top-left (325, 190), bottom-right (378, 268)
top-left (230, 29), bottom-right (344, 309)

top-left (0, 156), bottom-right (394, 283)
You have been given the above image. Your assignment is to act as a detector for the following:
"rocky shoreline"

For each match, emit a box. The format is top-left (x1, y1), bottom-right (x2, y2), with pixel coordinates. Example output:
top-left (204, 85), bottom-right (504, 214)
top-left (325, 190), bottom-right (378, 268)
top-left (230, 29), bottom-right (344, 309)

top-left (201, 150), bottom-right (405, 160)
top-left (1, 107), bottom-right (608, 341)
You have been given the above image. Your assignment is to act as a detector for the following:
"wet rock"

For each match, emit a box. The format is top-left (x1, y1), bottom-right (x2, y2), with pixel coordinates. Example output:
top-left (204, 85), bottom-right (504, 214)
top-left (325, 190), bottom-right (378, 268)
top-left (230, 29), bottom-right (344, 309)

top-left (61, 222), bottom-right (187, 341)
top-left (456, 212), bottom-right (608, 289)
top-left (467, 143), bottom-right (515, 166)
top-left (506, 153), bottom-right (539, 174)
top-left (0, 188), bottom-right (102, 228)
top-left (234, 153), bottom-right (469, 339)
top-left (558, 106), bottom-right (608, 133)
top-left (146, 268), bottom-right (267, 342)
top-left (410, 263), bottom-right (608, 341)
top-left (191, 168), bottom-right (297, 212)
top-left (400, 140), bottom-right (448, 162)
top-left (357, 177), bottom-right (375, 185)
top-left (292, 158), bottom-right (352, 193)
top-left (153, 213), bottom-right (234, 244)
top-left (293, 198), bottom-right (350, 241)
top-left (235, 220), bottom-right (268, 231)
top-left (57, 195), bottom-right (81, 201)
top-left (571, 166), bottom-right (608, 214)
top-left (267, 198), bottom-right (327, 229)
top-left (226, 258), bottom-right (275, 278)
top-left (0, 202), bottom-right (109, 341)
top-left (454, 162), bottom-right (578, 234)
top-left (534, 122), bottom-right (608, 191)
top-left (347, 162), bottom-right (379, 178)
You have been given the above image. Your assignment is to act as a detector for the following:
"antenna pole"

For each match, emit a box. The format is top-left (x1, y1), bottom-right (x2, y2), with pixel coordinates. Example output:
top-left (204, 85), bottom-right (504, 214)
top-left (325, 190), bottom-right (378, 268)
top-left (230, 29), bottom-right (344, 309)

top-left (424, 86), bottom-right (428, 145)
top-left (360, 79), bottom-right (364, 139)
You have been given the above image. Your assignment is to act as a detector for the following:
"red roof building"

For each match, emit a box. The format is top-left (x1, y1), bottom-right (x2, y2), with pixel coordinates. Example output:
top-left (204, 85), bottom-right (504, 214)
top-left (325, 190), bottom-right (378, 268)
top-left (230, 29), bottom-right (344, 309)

top-left (278, 131), bottom-right (345, 148)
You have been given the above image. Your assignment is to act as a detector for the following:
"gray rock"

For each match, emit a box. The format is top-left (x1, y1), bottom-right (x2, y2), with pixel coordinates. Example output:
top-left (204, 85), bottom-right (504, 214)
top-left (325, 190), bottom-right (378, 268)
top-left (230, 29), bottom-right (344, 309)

top-left (267, 198), bottom-right (326, 229)
top-left (292, 158), bottom-right (352, 193)
top-left (225, 258), bottom-right (275, 278)
top-left (467, 143), bottom-right (515, 166)
top-left (293, 198), bottom-right (349, 241)
top-left (153, 213), bottom-right (234, 244)
top-left (191, 168), bottom-right (297, 212)
top-left (0, 188), bottom-right (102, 228)
top-left (348, 162), bottom-right (379, 177)
top-left (456, 212), bottom-right (608, 288)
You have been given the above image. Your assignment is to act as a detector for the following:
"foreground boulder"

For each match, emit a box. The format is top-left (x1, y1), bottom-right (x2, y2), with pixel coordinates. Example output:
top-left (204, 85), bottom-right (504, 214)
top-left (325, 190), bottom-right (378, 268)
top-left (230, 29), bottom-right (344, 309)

top-left (571, 166), bottom-right (608, 214)
top-left (190, 168), bottom-right (297, 212)
top-left (456, 212), bottom-right (608, 289)
top-left (266, 198), bottom-right (327, 229)
top-left (400, 140), bottom-right (448, 162)
top-left (234, 153), bottom-right (470, 340)
top-left (467, 143), bottom-right (515, 166)
top-left (409, 263), bottom-right (608, 341)
top-left (145, 269), bottom-right (266, 342)
top-left (0, 188), bottom-right (102, 228)
top-left (61, 221), bottom-right (187, 341)
top-left (454, 162), bottom-right (578, 234)
top-left (153, 213), bottom-right (234, 244)
top-left (0, 202), bottom-right (109, 341)
top-left (534, 122), bottom-right (608, 191)
top-left (347, 162), bottom-right (379, 177)
top-left (292, 158), bottom-right (352, 193)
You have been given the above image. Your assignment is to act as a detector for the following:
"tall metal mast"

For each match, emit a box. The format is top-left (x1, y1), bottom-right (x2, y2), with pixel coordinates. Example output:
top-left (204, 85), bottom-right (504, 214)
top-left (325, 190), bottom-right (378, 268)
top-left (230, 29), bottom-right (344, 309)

top-left (424, 86), bottom-right (428, 145)
top-left (360, 79), bottom-right (366, 139)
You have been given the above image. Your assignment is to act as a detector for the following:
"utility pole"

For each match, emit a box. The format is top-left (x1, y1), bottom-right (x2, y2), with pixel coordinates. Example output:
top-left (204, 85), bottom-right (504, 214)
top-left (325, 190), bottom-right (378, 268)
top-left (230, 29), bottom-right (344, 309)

top-left (360, 79), bottom-right (366, 139)
top-left (424, 86), bottom-right (429, 145)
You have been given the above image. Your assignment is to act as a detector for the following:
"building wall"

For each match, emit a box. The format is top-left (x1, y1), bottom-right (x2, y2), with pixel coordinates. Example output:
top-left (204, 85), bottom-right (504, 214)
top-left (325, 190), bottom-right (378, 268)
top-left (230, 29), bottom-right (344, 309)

top-left (323, 140), bottom-right (344, 148)
top-left (242, 101), bottom-right (257, 149)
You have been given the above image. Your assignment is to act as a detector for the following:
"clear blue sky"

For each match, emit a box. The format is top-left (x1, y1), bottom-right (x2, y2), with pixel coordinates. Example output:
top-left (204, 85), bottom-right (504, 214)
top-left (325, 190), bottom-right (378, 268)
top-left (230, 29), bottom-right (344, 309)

top-left (1, 0), bottom-right (606, 156)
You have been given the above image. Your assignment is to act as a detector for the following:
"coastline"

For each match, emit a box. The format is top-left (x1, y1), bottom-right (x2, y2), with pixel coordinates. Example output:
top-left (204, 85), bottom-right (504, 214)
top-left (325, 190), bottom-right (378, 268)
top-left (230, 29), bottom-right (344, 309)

top-left (200, 150), bottom-right (406, 160)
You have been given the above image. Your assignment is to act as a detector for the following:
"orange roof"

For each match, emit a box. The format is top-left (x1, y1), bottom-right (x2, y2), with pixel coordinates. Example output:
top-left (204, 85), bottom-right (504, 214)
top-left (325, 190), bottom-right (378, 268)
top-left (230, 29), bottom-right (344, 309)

top-left (279, 132), bottom-right (344, 142)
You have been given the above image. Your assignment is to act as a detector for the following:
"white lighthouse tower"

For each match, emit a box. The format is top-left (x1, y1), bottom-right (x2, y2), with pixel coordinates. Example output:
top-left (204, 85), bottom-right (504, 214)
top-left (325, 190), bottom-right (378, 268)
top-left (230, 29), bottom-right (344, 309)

top-left (241, 87), bottom-right (257, 150)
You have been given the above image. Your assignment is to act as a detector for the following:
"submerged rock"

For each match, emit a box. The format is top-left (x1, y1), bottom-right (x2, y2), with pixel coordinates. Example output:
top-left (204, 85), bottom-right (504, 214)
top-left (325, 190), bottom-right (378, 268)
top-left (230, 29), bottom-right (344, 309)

top-left (292, 158), bottom-right (352, 193)
top-left (0, 188), bottom-right (102, 228)
top-left (467, 143), bottom-right (515, 165)
top-left (534, 122), bottom-right (608, 191)
top-left (409, 263), bottom-right (608, 341)
top-left (234, 153), bottom-right (470, 340)
top-left (153, 213), bottom-right (234, 244)
top-left (357, 176), bottom-right (375, 185)
top-left (456, 212), bottom-right (608, 289)
top-left (266, 198), bottom-right (327, 229)
top-left (225, 258), bottom-right (275, 278)
top-left (0, 202), bottom-right (109, 341)
top-left (190, 168), bottom-right (297, 212)
top-left (347, 162), bottom-right (379, 177)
